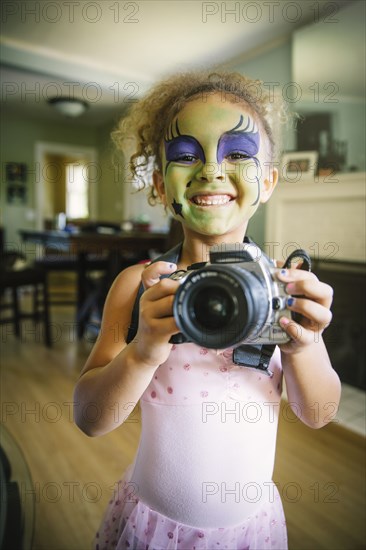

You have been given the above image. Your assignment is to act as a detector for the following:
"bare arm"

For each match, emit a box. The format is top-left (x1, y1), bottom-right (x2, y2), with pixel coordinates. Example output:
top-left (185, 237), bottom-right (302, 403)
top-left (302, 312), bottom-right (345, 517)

top-left (73, 261), bottom-right (179, 436)
top-left (277, 268), bottom-right (341, 428)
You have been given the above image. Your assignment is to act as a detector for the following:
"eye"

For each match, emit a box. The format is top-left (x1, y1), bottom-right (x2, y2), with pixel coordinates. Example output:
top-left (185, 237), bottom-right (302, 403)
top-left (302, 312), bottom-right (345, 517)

top-left (226, 151), bottom-right (251, 162)
top-left (173, 154), bottom-right (198, 164)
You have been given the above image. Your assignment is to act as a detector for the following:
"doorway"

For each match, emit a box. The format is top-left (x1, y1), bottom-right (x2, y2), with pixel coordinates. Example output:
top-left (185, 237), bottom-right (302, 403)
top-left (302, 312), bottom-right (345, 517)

top-left (34, 142), bottom-right (98, 230)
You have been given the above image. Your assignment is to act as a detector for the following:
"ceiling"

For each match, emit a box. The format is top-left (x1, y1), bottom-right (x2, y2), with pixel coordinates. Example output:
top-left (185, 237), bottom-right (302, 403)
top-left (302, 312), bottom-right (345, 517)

top-left (0, 0), bottom-right (357, 126)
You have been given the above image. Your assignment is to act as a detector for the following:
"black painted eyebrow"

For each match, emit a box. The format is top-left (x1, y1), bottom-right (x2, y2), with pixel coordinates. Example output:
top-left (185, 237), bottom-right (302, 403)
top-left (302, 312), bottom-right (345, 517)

top-left (226, 115), bottom-right (257, 135)
top-left (230, 115), bottom-right (245, 132)
top-left (165, 119), bottom-right (182, 142)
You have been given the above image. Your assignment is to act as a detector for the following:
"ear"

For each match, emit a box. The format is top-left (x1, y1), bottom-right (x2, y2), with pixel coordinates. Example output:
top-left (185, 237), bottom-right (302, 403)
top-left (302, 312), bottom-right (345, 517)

top-left (260, 167), bottom-right (278, 204)
top-left (153, 170), bottom-right (166, 206)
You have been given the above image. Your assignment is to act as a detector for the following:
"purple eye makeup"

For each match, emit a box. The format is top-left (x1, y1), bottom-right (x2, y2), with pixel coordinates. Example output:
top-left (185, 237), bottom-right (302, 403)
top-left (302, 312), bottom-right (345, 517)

top-left (164, 136), bottom-right (206, 165)
top-left (217, 115), bottom-right (259, 164)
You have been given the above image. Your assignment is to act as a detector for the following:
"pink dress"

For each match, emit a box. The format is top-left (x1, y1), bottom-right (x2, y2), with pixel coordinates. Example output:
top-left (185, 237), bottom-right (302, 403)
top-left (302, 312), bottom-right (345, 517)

top-left (95, 343), bottom-right (288, 550)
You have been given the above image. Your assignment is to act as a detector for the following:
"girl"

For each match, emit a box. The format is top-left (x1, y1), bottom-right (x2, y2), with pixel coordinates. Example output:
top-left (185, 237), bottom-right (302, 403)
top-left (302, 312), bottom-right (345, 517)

top-left (74, 72), bottom-right (341, 550)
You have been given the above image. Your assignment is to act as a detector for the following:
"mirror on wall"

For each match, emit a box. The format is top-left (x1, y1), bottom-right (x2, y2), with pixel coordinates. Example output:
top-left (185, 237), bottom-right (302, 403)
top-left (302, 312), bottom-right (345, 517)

top-left (292, 0), bottom-right (365, 173)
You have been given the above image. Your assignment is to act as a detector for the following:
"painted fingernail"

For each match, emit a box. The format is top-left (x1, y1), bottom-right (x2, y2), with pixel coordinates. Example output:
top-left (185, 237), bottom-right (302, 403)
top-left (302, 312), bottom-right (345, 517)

top-left (280, 316), bottom-right (290, 326)
top-left (169, 263), bottom-right (177, 269)
top-left (287, 297), bottom-right (295, 307)
top-left (280, 269), bottom-right (287, 276)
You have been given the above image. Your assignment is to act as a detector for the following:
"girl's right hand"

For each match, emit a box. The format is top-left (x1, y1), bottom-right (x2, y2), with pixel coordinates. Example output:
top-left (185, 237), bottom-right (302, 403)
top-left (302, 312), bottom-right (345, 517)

top-left (133, 261), bottom-right (180, 368)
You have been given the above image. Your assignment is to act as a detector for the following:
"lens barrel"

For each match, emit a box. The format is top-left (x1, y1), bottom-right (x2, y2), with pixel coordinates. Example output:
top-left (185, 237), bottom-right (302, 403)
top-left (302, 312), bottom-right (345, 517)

top-left (173, 265), bottom-right (268, 348)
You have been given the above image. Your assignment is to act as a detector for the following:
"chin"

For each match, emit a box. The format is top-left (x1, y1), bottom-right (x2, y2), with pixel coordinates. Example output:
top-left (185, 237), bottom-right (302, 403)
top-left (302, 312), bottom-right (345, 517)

top-left (192, 225), bottom-right (239, 238)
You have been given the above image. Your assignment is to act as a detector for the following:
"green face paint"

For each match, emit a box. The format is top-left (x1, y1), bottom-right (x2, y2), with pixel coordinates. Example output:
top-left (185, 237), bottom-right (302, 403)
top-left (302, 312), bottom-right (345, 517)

top-left (161, 95), bottom-right (267, 237)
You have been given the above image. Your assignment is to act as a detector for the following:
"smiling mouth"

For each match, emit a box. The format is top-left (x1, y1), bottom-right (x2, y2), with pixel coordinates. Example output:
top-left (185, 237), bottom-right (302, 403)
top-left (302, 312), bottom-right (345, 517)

top-left (190, 194), bottom-right (234, 206)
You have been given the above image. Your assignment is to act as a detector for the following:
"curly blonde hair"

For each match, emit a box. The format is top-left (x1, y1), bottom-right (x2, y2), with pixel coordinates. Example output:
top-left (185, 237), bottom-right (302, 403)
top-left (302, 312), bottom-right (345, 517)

top-left (112, 71), bottom-right (287, 204)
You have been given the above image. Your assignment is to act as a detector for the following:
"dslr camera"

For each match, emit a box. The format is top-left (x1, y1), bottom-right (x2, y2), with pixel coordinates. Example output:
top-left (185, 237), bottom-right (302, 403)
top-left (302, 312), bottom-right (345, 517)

top-left (169, 243), bottom-right (308, 349)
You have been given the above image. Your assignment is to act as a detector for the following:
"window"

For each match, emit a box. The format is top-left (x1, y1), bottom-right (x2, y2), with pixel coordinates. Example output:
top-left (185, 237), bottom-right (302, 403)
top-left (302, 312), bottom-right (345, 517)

top-left (65, 163), bottom-right (89, 219)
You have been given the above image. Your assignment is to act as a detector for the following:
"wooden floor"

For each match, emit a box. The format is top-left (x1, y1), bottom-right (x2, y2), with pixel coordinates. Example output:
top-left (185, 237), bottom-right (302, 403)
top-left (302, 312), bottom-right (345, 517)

top-left (1, 291), bottom-right (365, 550)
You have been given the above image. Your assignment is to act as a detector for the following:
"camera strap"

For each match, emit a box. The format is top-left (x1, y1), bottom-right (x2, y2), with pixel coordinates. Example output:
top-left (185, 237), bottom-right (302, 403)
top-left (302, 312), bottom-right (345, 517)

top-left (232, 344), bottom-right (275, 376)
top-left (126, 243), bottom-right (183, 344)
top-left (283, 249), bottom-right (311, 271)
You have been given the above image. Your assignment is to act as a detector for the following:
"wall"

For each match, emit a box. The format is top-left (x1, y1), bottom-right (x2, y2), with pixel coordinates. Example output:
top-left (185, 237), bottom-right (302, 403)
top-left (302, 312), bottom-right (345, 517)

top-left (230, 37), bottom-right (292, 94)
top-left (0, 111), bottom-right (98, 246)
top-left (95, 119), bottom-right (125, 223)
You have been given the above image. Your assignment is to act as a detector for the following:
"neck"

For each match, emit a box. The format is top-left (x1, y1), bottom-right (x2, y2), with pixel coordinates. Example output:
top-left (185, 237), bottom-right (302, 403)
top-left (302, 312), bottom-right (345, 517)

top-left (178, 225), bottom-right (248, 268)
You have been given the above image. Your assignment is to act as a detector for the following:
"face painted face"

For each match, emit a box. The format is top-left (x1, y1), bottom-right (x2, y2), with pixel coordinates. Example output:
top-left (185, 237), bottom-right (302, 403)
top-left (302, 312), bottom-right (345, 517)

top-left (157, 94), bottom-right (276, 237)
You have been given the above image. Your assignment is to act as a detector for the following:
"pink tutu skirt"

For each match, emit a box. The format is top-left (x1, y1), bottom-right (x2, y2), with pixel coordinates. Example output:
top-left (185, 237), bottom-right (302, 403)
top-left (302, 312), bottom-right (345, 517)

top-left (94, 471), bottom-right (288, 550)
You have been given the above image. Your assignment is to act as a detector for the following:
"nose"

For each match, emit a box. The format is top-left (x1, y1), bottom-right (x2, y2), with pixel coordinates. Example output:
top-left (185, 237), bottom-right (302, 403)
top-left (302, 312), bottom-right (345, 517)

top-left (197, 160), bottom-right (225, 182)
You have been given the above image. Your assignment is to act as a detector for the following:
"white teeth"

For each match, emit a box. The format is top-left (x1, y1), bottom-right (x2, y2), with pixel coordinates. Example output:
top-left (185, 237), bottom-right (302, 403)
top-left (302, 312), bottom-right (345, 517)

top-left (192, 195), bottom-right (232, 206)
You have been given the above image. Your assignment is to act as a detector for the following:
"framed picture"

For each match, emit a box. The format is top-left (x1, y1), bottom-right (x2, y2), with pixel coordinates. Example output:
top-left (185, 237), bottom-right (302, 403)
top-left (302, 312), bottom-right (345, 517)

top-left (6, 162), bottom-right (27, 183)
top-left (5, 162), bottom-right (28, 204)
top-left (280, 151), bottom-right (318, 181)
top-left (6, 183), bottom-right (27, 204)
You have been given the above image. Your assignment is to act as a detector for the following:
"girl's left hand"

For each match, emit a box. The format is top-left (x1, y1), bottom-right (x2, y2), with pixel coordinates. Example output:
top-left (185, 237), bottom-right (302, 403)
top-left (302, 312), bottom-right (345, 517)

top-left (276, 268), bottom-right (333, 354)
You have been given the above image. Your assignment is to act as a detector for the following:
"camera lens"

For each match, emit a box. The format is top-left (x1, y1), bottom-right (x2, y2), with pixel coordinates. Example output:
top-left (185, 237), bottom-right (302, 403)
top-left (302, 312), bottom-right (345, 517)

top-left (192, 286), bottom-right (234, 330)
top-left (173, 265), bottom-right (268, 349)
top-left (173, 264), bottom-right (268, 348)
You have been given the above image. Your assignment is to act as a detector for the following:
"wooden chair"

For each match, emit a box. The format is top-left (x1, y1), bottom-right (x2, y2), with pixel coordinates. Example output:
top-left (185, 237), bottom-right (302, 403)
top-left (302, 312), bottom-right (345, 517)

top-left (0, 253), bottom-right (52, 347)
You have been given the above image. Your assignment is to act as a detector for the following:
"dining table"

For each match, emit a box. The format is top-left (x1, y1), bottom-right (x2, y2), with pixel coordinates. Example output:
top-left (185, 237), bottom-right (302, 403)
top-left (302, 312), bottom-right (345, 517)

top-left (19, 228), bottom-right (168, 338)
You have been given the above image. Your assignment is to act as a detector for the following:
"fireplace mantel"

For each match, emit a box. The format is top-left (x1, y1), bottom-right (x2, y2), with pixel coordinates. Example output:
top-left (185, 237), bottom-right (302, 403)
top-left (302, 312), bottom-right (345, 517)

top-left (265, 172), bottom-right (366, 264)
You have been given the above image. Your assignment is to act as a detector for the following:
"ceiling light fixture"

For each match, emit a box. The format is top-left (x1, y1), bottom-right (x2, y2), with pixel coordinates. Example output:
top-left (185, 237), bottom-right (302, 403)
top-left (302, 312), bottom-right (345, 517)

top-left (47, 97), bottom-right (89, 117)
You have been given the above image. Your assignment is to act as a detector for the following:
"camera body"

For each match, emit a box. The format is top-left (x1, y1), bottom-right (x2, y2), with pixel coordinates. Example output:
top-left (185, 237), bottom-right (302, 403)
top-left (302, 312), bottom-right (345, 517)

top-left (170, 243), bottom-right (292, 349)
